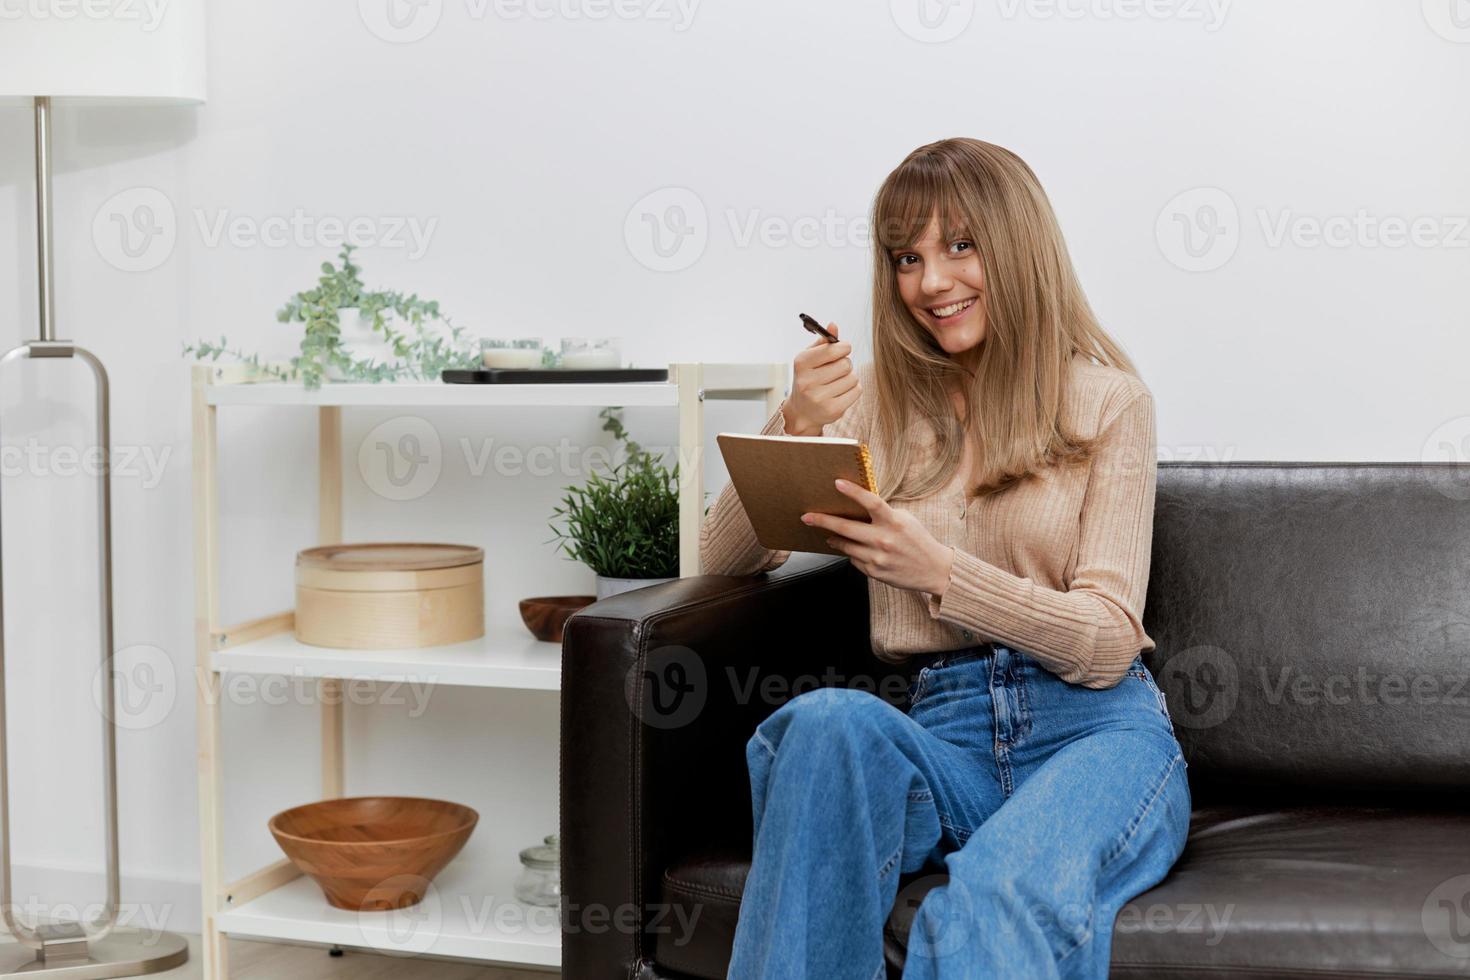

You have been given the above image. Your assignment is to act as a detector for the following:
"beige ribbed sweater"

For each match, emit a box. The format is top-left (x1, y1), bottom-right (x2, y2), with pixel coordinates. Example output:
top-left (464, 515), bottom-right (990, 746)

top-left (698, 352), bottom-right (1158, 690)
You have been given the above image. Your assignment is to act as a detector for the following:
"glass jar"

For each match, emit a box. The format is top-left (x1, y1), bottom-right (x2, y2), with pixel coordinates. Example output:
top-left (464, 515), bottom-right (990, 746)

top-left (481, 337), bottom-right (544, 369)
top-left (558, 337), bottom-right (622, 370)
top-left (514, 833), bottom-right (561, 907)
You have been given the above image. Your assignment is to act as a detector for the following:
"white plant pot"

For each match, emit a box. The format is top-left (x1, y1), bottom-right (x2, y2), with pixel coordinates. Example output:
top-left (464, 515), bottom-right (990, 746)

top-left (333, 308), bottom-right (397, 370)
top-left (595, 575), bottom-right (679, 600)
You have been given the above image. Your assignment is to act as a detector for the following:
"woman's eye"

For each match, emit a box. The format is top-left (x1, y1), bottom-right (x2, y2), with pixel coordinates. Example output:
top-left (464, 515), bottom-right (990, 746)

top-left (893, 254), bottom-right (918, 268)
top-left (950, 241), bottom-right (974, 255)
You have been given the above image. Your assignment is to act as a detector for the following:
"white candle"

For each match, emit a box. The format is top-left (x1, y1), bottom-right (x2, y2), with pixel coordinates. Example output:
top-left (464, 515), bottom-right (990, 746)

top-left (559, 349), bottom-right (620, 370)
top-left (482, 348), bottom-right (543, 369)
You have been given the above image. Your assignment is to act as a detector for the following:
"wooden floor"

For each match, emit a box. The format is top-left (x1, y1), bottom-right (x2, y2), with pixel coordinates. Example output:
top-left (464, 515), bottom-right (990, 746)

top-left (162, 935), bottom-right (559, 978)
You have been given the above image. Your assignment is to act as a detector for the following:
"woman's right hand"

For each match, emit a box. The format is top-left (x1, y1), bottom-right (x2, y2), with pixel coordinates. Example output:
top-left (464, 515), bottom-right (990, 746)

top-left (784, 322), bottom-right (861, 437)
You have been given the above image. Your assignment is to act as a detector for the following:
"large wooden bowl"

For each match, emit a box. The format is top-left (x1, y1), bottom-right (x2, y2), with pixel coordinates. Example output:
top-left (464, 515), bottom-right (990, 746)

top-left (268, 797), bottom-right (479, 911)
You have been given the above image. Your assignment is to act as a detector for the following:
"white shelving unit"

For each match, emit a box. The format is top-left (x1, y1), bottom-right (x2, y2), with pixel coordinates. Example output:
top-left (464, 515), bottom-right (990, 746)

top-left (192, 362), bottom-right (786, 979)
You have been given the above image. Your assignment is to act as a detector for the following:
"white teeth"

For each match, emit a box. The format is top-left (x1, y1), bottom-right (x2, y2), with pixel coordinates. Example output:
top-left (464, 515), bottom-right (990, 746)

top-left (930, 298), bottom-right (975, 318)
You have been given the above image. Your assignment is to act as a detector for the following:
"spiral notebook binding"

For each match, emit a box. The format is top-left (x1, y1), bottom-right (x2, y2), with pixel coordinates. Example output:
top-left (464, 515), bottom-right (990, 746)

top-left (856, 443), bottom-right (877, 493)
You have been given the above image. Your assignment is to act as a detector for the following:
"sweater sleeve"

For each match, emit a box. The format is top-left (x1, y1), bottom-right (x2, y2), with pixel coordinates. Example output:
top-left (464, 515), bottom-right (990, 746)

top-left (922, 388), bottom-right (1158, 689)
top-left (698, 362), bottom-right (874, 577)
top-left (697, 400), bottom-right (797, 576)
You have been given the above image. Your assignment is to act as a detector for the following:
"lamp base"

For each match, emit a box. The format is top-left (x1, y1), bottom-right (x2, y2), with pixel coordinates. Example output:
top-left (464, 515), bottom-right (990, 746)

top-left (0, 929), bottom-right (187, 979)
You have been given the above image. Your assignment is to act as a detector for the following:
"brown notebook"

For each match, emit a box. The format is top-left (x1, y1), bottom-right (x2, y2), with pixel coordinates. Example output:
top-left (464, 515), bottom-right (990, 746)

top-left (715, 432), bottom-right (879, 556)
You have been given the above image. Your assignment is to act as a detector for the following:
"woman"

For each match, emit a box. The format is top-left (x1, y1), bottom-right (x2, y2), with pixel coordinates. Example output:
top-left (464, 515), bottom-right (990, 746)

top-left (697, 138), bottom-right (1191, 979)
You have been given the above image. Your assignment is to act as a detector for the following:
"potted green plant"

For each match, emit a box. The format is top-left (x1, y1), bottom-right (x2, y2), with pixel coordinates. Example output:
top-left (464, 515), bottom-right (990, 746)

top-left (184, 245), bottom-right (478, 389)
top-left (548, 408), bottom-right (680, 599)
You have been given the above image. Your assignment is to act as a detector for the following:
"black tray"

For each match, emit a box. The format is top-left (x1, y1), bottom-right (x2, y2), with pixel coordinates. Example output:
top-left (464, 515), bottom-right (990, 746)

top-left (442, 367), bottom-right (670, 384)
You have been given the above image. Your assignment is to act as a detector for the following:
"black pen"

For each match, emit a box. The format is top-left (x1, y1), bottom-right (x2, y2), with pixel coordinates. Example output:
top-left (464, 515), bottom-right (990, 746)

top-left (799, 313), bottom-right (838, 344)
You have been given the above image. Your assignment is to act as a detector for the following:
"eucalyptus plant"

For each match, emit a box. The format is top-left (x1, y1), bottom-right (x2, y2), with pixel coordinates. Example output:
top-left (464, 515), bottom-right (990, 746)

top-left (184, 245), bottom-right (478, 389)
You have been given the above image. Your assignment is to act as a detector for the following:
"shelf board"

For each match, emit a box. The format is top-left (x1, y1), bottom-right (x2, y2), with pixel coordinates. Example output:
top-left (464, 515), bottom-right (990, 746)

top-left (204, 380), bottom-right (682, 408)
top-left (217, 857), bottom-right (560, 967)
top-left (199, 363), bottom-right (786, 408)
top-left (211, 624), bottom-right (562, 691)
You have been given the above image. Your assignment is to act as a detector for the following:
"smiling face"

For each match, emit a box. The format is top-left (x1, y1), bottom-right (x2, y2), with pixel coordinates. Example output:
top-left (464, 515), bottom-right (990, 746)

top-left (890, 217), bottom-right (987, 365)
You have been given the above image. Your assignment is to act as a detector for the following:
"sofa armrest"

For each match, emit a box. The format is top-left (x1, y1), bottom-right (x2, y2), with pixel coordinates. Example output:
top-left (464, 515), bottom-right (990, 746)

top-left (559, 553), bottom-right (900, 979)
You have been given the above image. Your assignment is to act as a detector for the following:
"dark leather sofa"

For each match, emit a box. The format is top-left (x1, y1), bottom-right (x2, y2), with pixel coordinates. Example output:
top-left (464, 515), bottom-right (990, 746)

top-left (560, 462), bottom-right (1470, 979)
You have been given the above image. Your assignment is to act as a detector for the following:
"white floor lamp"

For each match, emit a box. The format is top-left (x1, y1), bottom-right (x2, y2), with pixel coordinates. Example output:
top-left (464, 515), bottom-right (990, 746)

top-left (0, 4), bottom-right (205, 977)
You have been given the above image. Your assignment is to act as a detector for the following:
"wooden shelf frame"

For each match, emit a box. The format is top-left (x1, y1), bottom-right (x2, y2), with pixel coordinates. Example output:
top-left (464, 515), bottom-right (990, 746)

top-left (191, 363), bottom-right (786, 978)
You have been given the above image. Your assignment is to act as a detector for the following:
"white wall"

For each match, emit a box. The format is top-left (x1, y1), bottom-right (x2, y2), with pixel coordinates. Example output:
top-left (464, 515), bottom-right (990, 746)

top-left (0, 0), bottom-right (1466, 937)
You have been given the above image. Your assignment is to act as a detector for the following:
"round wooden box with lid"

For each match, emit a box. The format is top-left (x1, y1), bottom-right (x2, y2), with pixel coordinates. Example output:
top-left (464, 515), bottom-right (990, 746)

top-left (295, 543), bottom-right (484, 649)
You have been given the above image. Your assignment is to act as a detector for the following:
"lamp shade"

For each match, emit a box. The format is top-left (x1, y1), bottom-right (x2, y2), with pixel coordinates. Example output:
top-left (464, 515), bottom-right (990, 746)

top-left (0, 0), bottom-right (205, 103)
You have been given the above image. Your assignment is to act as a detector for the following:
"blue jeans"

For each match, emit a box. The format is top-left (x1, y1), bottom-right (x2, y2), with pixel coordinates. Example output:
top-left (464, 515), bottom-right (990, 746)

top-left (727, 643), bottom-right (1192, 980)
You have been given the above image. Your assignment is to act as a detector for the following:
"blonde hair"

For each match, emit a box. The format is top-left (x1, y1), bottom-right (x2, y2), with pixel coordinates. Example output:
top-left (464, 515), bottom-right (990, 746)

top-left (868, 137), bottom-right (1141, 502)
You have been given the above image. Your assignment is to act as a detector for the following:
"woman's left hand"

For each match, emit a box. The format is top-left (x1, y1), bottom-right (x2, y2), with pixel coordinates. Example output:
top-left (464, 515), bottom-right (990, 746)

top-left (802, 480), bottom-right (954, 597)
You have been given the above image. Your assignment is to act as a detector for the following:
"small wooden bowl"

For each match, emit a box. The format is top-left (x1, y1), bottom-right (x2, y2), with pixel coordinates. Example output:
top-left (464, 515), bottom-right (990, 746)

top-left (519, 595), bottom-right (596, 643)
top-left (268, 797), bottom-right (478, 911)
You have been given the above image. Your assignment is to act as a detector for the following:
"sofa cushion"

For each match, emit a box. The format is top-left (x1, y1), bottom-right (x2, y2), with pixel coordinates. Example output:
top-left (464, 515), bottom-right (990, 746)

top-left (655, 804), bottom-right (1470, 979)
top-left (1145, 464), bottom-right (1470, 795)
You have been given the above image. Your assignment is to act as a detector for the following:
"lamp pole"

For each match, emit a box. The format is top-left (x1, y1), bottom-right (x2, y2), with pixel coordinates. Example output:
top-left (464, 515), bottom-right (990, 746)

top-left (34, 96), bottom-right (55, 343)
